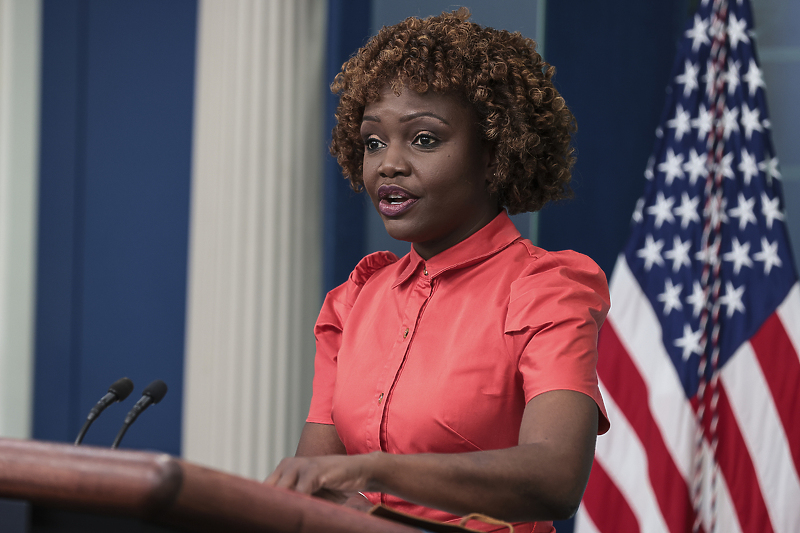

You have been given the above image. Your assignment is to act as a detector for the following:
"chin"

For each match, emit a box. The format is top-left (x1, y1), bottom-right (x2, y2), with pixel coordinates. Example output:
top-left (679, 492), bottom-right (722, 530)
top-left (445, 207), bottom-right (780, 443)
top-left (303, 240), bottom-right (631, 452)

top-left (383, 227), bottom-right (415, 243)
top-left (381, 219), bottom-right (421, 243)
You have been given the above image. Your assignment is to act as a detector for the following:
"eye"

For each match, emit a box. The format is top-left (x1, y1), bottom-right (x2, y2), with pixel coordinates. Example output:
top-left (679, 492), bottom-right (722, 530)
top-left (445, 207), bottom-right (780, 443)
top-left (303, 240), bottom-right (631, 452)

top-left (363, 136), bottom-right (385, 153)
top-left (413, 133), bottom-right (439, 148)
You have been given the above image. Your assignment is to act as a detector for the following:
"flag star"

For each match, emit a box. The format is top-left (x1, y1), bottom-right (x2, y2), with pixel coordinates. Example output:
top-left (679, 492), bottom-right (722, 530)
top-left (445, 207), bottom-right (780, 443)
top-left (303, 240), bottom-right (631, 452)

top-left (686, 281), bottom-right (707, 318)
top-left (692, 104), bottom-right (713, 141)
top-left (674, 192), bottom-right (701, 228)
top-left (740, 103), bottom-right (763, 140)
top-left (743, 59), bottom-right (765, 96)
top-left (754, 237), bottom-right (782, 275)
top-left (723, 59), bottom-right (741, 95)
top-left (658, 149), bottom-right (686, 186)
top-left (761, 193), bottom-right (784, 229)
top-left (665, 236), bottom-right (692, 272)
top-left (722, 106), bottom-right (740, 140)
top-left (647, 192), bottom-right (676, 228)
top-left (723, 237), bottom-right (753, 275)
top-left (727, 14), bottom-right (750, 48)
top-left (728, 193), bottom-right (757, 231)
top-left (645, 156), bottom-right (655, 180)
top-left (658, 278), bottom-right (684, 315)
top-left (722, 152), bottom-right (737, 180)
top-left (674, 323), bottom-right (703, 360)
top-left (683, 149), bottom-right (708, 186)
top-left (676, 60), bottom-right (700, 97)
top-left (759, 157), bottom-right (781, 185)
top-left (720, 281), bottom-right (746, 317)
top-left (637, 234), bottom-right (665, 271)
top-left (737, 149), bottom-right (759, 186)
top-left (763, 117), bottom-right (772, 130)
top-left (695, 240), bottom-right (721, 267)
top-left (705, 194), bottom-right (729, 228)
top-left (632, 197), bottom-right (645, 224)
top-left (685, 14), bottom-right (711, 51)
top-left (667, 105), bottom-right (692, 142)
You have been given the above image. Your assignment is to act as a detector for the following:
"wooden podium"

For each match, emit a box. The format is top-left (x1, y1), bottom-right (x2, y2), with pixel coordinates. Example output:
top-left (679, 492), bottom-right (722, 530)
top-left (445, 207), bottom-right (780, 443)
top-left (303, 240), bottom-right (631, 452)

top-left (0, 438), bottom-right (420, 532)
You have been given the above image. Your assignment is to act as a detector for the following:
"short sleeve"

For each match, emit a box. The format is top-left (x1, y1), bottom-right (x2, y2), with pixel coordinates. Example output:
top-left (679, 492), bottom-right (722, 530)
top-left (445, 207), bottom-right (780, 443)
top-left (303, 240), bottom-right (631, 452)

top-left (306, 251), bottom-right (399, 424)
top-left (504, 250), bottom-right (611, 434)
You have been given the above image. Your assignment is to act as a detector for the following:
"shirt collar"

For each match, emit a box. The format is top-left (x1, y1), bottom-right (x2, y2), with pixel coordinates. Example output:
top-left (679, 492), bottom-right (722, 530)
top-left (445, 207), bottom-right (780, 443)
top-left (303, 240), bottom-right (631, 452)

top-left (392, 211), bottom-right (522, 287)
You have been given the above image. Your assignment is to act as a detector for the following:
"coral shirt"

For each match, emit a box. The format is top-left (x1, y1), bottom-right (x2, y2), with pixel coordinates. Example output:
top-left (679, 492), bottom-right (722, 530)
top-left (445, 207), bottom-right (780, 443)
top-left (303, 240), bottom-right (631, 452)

top-left (307, 212), bottom-right (610, 533)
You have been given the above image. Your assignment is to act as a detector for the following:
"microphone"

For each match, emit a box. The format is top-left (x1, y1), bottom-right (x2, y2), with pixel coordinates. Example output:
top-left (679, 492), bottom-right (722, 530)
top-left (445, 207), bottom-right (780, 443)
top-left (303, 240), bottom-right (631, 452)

top-left (74, 377), bottom-right (134, 445)
top-left (111, 379), bottom-right (168, 449)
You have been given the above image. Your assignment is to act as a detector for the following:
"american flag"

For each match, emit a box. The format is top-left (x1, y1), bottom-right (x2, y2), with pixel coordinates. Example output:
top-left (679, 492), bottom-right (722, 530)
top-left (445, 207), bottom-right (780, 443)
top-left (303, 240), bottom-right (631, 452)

top-left (575, 1), bottom-right (800, 532)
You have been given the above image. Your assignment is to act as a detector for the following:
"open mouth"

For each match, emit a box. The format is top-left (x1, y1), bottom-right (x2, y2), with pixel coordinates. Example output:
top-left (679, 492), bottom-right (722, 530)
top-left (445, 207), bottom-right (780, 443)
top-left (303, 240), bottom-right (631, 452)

top-left (377, 185), bottom-right (419, 216)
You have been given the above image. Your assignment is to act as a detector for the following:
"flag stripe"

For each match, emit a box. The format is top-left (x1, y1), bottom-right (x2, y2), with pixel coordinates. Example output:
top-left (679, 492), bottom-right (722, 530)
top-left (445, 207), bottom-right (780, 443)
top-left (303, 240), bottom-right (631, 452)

top-left (776, 284), bottom-right (800, 357)
top-left (574, 507), bottom-right (601, 533)
top-left (594, 379), bottom-right (669, 533)
top-left (729, 338), bottom-right (800, 533)
top-left (597, 322), bottom-right (696, 533)
top-left (714, 384), bottom-right (776, 533)
top-left (608, 257), bottom-right (695, 478)
top-left (581, 458), bottom-right (640, 533)
top-left (750, 315), bottom-right (800, 474)
top-left (748, 312), bottom-right (800, 473)
top-left (698, 441), bottom-right (744, 533)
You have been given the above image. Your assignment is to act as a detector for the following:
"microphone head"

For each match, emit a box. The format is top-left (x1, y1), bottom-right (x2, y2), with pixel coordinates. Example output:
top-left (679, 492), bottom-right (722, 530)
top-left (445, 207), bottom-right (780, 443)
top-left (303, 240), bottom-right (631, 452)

top-left (108, 377), bottom-right (134, 401)
top-left (142, 379), bottom-right (168, 404)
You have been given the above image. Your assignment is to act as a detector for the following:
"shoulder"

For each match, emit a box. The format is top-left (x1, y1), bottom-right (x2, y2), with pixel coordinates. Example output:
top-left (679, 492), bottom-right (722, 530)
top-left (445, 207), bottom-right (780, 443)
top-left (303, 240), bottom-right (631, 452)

top-left (348, 251), bottom-right (400, 286)
top-left (316, 251), bottom-right (401, 331)
top-left (511, 243), bottom-right (608, 295)
top-left (506, 245), bottom-right (610, 325)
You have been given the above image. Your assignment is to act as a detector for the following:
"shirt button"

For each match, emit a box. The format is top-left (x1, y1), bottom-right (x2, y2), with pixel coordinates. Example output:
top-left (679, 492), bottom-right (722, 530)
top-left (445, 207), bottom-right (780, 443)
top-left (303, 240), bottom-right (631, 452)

top-left (423, 267), bottom-right (428, 275)
top-left (378, 392), bottom-right (384, 405)
top-left (403, 327), bottom-right (409, 338)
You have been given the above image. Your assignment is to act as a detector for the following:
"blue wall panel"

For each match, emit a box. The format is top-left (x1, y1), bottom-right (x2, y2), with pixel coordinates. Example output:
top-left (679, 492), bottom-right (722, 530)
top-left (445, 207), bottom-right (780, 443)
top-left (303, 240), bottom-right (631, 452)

top-left (540, 1), bottom-right (691, 277)
top-left (34, 0), bottom-right (197, 455)
top-left (323, 0), bottom-right (372, 293)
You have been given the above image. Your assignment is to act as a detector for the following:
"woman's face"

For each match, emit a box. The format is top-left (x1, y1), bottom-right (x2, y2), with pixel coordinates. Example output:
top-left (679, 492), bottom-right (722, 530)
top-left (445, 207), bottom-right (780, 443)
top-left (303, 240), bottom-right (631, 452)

top-left (360, 86), bottom-right (499, 260)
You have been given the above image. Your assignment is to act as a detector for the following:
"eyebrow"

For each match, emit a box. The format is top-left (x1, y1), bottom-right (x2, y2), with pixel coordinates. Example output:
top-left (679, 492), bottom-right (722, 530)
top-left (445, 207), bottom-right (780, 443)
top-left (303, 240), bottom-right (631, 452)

top-left (361, 111), bottom-right (451, 125)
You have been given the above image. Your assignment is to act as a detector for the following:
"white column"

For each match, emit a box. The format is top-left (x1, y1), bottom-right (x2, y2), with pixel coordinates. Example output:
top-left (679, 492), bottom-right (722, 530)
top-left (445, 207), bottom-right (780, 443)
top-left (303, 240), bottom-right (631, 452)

top-left (0, 0), bottom-right (41, 438)
top-left (183, 0), bottom-right (326, 480)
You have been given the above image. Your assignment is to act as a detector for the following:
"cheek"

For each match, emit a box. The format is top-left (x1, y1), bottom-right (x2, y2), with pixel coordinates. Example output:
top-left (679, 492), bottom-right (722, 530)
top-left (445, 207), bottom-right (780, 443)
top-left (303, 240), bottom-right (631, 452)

top-left (361, 168), bottom-right (379, 205)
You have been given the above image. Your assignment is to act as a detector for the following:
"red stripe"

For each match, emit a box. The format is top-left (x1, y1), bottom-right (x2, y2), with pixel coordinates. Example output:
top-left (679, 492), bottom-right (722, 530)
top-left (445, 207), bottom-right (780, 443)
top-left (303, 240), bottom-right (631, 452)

top-left (596, 322), bottom-right (698, 533)
top-left (582, 460), bottom-right (640, 533)
top-left (748, 312), bottom-right (800, 473)
top-left (710, 385), bottom-right (776, 533)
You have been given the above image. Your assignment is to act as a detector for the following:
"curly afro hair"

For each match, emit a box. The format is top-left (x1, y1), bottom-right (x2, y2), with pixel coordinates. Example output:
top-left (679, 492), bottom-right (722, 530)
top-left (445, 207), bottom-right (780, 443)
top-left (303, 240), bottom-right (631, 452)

top-left (329, 8), bottom-right (576, 214)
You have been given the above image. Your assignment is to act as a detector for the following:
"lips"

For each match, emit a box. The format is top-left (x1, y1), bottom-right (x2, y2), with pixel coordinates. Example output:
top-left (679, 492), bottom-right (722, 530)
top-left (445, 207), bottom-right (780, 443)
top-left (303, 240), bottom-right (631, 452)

top-left (377, 185), bottom-right (419, 217)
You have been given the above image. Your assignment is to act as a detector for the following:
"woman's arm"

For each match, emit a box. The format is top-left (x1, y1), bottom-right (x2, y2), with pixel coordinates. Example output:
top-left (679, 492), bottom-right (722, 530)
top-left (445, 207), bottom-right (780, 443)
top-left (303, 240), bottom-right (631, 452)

top-left (295, 422), bottom-right (346, 456)
top-left (265, 389), bottom-right (598, 522)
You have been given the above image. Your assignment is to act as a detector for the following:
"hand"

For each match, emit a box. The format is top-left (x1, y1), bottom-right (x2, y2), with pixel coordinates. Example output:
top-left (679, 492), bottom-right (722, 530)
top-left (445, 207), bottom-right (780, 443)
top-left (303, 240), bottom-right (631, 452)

top-left (264, 453), bottom-right (379, 502)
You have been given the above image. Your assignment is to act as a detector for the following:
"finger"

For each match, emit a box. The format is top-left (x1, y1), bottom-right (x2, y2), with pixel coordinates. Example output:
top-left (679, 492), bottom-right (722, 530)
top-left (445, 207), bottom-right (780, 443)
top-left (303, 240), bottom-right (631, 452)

top-left (264, 458), bottom-right (303, 490)
top-left (274, 467), bottom-right (301, 490)
top-left (264, 458), bottom-right (291, 486)
top-left (294, 465), bottom-right (323, 495)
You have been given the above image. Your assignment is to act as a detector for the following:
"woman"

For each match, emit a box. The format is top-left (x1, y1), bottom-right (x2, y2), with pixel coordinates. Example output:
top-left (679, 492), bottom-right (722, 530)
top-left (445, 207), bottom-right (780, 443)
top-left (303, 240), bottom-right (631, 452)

top-left (265, 9), bottom-right (610, 533)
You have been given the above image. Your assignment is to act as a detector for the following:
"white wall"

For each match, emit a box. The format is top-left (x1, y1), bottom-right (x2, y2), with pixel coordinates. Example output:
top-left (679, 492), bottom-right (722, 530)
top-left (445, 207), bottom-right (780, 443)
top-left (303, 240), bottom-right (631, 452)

top-left (0, 0), bottom-right (41, 438)
top-left (182, 0), bottom-right (326, 479)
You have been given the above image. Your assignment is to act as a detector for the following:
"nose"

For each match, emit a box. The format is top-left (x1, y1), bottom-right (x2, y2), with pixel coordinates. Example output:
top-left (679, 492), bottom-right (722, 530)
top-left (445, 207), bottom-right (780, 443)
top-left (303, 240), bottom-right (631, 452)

top-left (377, 144), bottom-right (411, 178)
